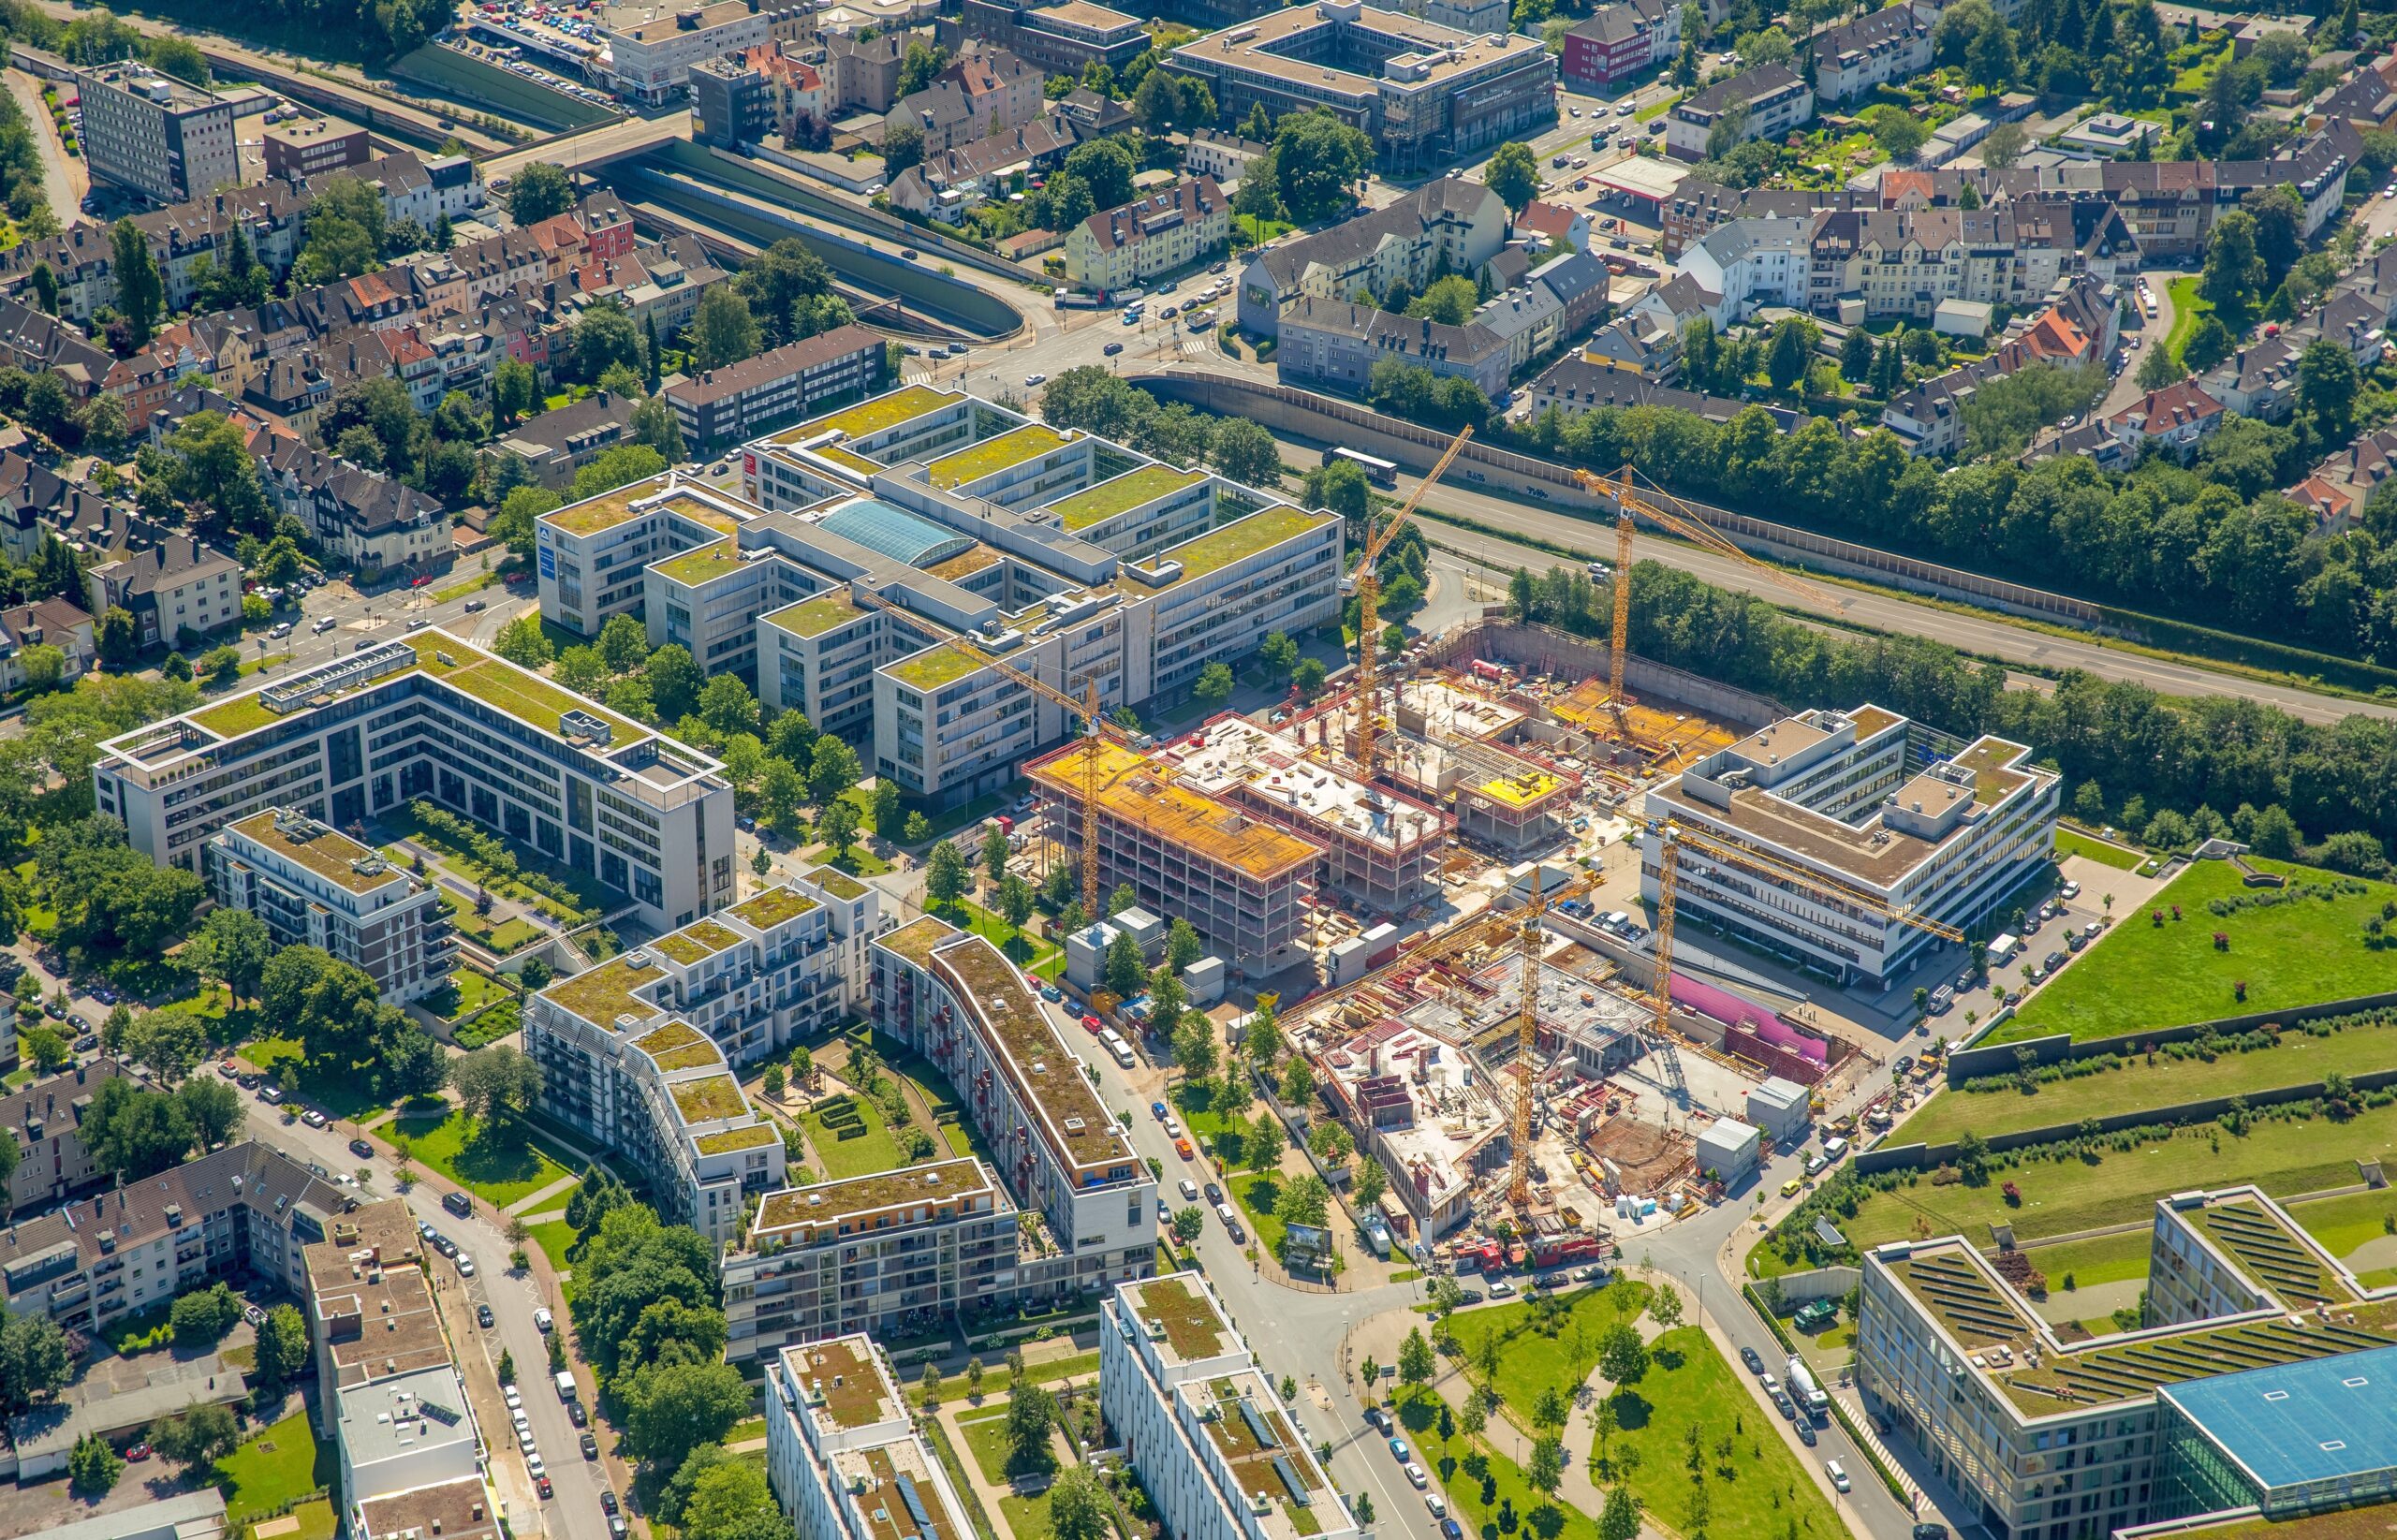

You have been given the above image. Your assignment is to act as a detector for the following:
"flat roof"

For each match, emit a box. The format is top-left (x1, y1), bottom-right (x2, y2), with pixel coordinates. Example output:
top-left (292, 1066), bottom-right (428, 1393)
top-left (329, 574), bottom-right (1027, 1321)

top-left (807, 865), bottom-right (871, 902)
top-left (652, 539), bottom-right (745, 586)
top-left (1051, 464), bottom-right (1205, 531)
top-left (765, 592), bottom-right (867, 638)
top-left (888, 640), bottom-right (985, 691)
top-left (929, 931), bottom-right (1127, 1171)
top-left (924, 424), bottom-right (1071, 490)
top-left (631, 1019), bottom-right (721, 1073)
top-left (225, 809), bottom-right (404, 895)
top-left (752, 1158), bottom-right (993, 1240)
top-left (1162, 716), bottom-right (1441, 857)
top-left (540, 952), bottom-right (666, 1029)
top-left (1171, 1), bottom-right (1547, 95)
top-left (2162, 1342), bottom-right (2397, 1493)
top-left (786, 1336), bottom-right (894, 1430)
top-left (879, 915), bottom-right (953, 967)
top-left (1030, 739), bottom-right (1320, 883)
top-left (184, 633), bottom-right (641, 746)
top-left (652, 917), bottom-right (744, 965)
top-left (338, 1366), bottom-right (475, 1462)
top-left (670, 1073), bottom-right (748, 1125)
top-left (1125, 1275), bottom-right (1229, 1362)
top-left (1154, 505), bottom-right (1328, 587)
top-left (779, 384), bottom-right (960, 445)
top-left (697, 1124), bottom-right (778, 1154)
top-left (728, 886), bottom-right (821, 928)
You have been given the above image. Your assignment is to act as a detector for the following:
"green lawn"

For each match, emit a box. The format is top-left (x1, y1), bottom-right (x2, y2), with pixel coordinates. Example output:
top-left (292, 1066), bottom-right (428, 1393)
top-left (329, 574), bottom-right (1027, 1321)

top-left (1229, 1169), bottom-right (1287, 1255)
top-left (803, 1093), bottom-right (908, 1180)
top-left (2055, 829), bottom-right (2146, 872)
top-left (1445, 1282), bottom-right (1652, 1415)
top-left (1601, 1327), bottom-right (1844, 1540)
top-left (239, 1034), bottom-right (390, 1123)
top-left (1399, 1389), bottom-right (1599, 1540)
top-left (1993, 858), bottom-right (2397, 1044)
top-left (528, 1218), bottom-right (581, 1273)
top-left (2163, 274), bottom-right (2213, 368)
top-left (998, 1490), bottom-right (1059, 1540)
top-left (425, 967), bottom-right (514, 1022)
top-left (1773, 1100), bottom-right (2397, 1257)
top-left (2284, 1187), bottom-right (2397, 1264)
top-left (2026, 1228), bottom-right (2153, 1294)
top-left (218, 1412), bottom-right (333, 1527)
top-left (932, 897), bottom-right (1061, 973)
top-left (389, 1110), bottom-right (574, 1208)
top-left (958, 1410), bottom-right (1020, 1486)
top-left (1896, 1019), bottom-right (2397, 1146)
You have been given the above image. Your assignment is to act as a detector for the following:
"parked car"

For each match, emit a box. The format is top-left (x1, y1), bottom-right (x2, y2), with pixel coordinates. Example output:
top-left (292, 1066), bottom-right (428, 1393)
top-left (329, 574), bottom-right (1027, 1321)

top-left (350, 1137), bottom-right (374, 1158)
top-left (1825, 1459), bottom-right (1851, 1493)
top-left (478, 1303), bottom-right (495, 1328)
top-left (1741, 1346), bottom-right (1764, 1374)
top-left (301, 1108), bottom-right (329, 1128)
top-left (581, 1432), bottom-right (599, 1460)
top-left (600, 1490), bottom-right (620, 1517)
top-left (1489, 1281), bottom-right (1515, 1297)
top-left (1796, 1421), bottom-right (1817, 1447)
top-left (1388, 1438), bottom-right (1410, 1462)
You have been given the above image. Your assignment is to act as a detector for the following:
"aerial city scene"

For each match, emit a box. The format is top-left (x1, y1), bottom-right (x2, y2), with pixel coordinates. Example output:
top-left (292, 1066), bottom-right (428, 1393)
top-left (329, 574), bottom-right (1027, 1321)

top-left (0, 0), bottom-right (2388, 1536)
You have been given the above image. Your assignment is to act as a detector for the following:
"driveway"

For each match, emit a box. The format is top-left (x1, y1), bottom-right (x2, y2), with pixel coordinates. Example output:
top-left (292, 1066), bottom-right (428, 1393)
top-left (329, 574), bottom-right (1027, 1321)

top-left (4, 68), bottom-right (82, 227)
top-left (2101, 271), bottom-right (2177, 417)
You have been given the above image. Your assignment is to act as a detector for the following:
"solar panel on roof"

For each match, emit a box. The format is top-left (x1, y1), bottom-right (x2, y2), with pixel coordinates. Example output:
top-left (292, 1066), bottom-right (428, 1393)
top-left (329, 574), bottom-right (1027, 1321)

top-left (1272, 1455), bottom-right (1311, 1505)
top-left (1239, 1398), bottom-right (1278, 1450)
top-left (895, 1471), bottom-right (940, 1540)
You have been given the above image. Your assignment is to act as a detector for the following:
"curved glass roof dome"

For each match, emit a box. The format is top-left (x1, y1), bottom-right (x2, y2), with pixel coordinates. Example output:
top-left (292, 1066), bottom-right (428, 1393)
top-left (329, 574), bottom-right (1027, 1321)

top-left (821, 499), bottom-right (975, 569)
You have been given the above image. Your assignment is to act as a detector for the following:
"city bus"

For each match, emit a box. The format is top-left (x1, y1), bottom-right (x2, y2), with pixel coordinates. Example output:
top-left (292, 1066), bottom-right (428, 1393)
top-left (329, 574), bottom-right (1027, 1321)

top-left (1324, 446), bottom-right (1399, 488)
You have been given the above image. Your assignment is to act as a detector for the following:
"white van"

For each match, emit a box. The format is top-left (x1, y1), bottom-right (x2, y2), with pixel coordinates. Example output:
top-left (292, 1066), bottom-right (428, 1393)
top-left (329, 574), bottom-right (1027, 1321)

top-left (1215, 1201), bottom-right (1245, 1242)
top-left (556, 1370), bottom-right (578, 1401)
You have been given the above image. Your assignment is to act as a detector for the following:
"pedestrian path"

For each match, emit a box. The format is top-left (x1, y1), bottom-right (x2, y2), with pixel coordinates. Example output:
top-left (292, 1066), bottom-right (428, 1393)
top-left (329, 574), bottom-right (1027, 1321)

top-left (507, 1173), bottom-right (581, 1216)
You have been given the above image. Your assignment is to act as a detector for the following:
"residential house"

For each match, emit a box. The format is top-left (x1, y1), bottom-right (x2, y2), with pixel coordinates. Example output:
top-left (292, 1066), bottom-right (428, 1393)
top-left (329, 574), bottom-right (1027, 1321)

top-left (1184, 129), bottom-right (1269, 188)
top-left (883, 115), bottom-right (1075, 223)
top-left (1560, 0), bottom-right (1681, 91)
top-left (1659, 181), bottom-right (1860, 260)
top-left (1472, 282), bottom-right (1565, 373)
top-left (84, 535), bottom-right (243, 650)
top-left (485, 390), bottom-right (641, 489)
top-left (886, 48), bottom-right (1045, 156)
top-left (1274, 295), bottom-right (1512, 401)
top-left (1665, 65), bottom-right (1813, 160)
top-left (1236, 179), bottom-right (1509, 337)
top-left (0, 596), bottom-right (96, 690)
top-left (2107, 379), bottom-right (2225, 460)
top-left (261, 442), bottom-right (453, 578)
top-left (824, 31), bottom-right (905, 112)
top-left (1809, 5), bottom-right (1934, 104)
top-left (1880, 274), bottom-right (2117, 456)
top-left (1064, 179), bottom-right (1228, 292)
top-left (1515, 199), bottom-right (1590, 254)
top-left (1531, 249), bottom-right (1611, 336)
top-left (2287, 424), bottom-right (2397, 530)
top-left (1527, 351), bottom-right (1806, 426)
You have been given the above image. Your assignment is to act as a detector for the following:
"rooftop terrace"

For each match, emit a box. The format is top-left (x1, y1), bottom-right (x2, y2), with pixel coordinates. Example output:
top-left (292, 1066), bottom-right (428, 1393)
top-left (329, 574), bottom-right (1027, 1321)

top-left (186, 634), bottom-right (641, 749)
top-left (924, 424), bottom-right (1070, 490)
top-left (1031, 740), bottom-right (1320, 882)
top-left (226, 810), bottom-right (404, 896)
top-left (1051, 464), bottom-right (1205, 531)
top-left (1127, 1275), bottom-right (1229, 1362)
top-left (930, 932), bottom-right (1126, 1172)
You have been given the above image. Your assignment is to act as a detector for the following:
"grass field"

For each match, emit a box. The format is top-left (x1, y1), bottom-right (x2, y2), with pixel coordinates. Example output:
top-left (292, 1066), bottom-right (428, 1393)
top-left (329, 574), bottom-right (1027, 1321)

top-left (528, 1218), bottom-right (581, 1274)
top-left (2285, 1187), bottom-right (2397, 1265)
top-left (218, 1412), bottom-right (332, 1527)
top-left (1896, 1019), bottom-right (2397, 1146)
top-left (2024, 1227), bottom-right (2153, 1294)
top-left (802, 1093), bottom-right (908, 1180)
top-left (2056, 829), bottom-right (2146, 871)
top-left (425, 968), bottom-right (514, 1022)
top-left (1229, 1170), bottom-right (1287, 1255)
top-left (958, 1410), bottom-right (1019, 1486)
top-left (1993, 858), bottom-right (2397, 1044)
top-left (1445, 1282), bottom-right (1652, 1415)
top-left (389, 1110), bottom-right (574, 1208)
top-left (2164, 274), bottom-right (2213, 366)
top-left (1759, 1103), bottom-right (2397, 1269)
top-left (1397, 1388), bottom-right (1599, 1540)
top-left (240, 1034), bottom-right (389, 1123)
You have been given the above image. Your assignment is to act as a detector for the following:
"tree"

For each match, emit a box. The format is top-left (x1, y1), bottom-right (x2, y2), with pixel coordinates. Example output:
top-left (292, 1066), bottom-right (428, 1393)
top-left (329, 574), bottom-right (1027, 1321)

top-left (191, 904), bottom-right (272, 1006)
top-left (1866, 105), bottom-right (1929, 161)
top-left (1980, 119), bottom-right (2027, 168)
top-left (178, 1077), bottom-right (244, 1149)
top-left (82, 1077), bottom-right (199, 1181)
top-left (1528, 1436), bottom-right (1565, 1510)
top-left (646, 644), bottom-right (705, 723)
top-left (1172, 1206), bottom-right (1206, 1242)
top-left (1064, 137), bottom-right (1138, 211)
top-left (1650, 1285), bottom-right (1684, 1328)
top-left (620, 1359), bottom-right (750, 1473)
top-left (508, 163), bottom-right (576, 226)
top-left (68, 1433), bottom-right (120, 1497)
top-left (452, 1045), bottom-right (545, 1132)
top-left (819, 798), bottom-right (861, 856)
top-left (693, 286), bottom-right (763, 372)
top-left (1006, 1383), bottom-right (1058, 1476)
top-left (808, 735), bottom-right (862, 806)
top-left (2137, 343), bottom-right (2183, 392)
top-left (1598, 1322), bottom-right (1648, 1385)
top-left (254, 1302), bottom-right (309, 1391)
top-left (1483, 140), bottom-right (1541, 213)
top-left (150, 1401), bottom-right (239, 1475)
top-left (1247, 1109), bottom-right (1286, 1170)
top-left (1271, 110), bottom-right (1373, 222)
top-left (170, 1282), bottom-right (242, 1346)
top-left (1405, 274), bottom-right (1483, 327)
top-left (2299, 336), bottom-right (2360, 445)
top-left (1766, 316), bottom-right (1816, 392)
top-left (0, 1315), bottom-right (68, 1415)
top-left (1190, 660), bottom-right (1237, 711)
top-left (2182, 314), bottom-right (2234, 374)
top-left (1398, 1327), bottom-right (1435, 1386)
top-left (1165, 917), bottom-right (1203, 975)
top-left (1280, 1056), bottom-right (1314, 1105)
top-left (1210, 418), bottom-right (1282, 491)
top-left (926, 840), bottom-right (971, 910)
top-left (21, 1028), bottom-right (66, 1074)
top-left (1275, 1170), bottom-right (1330, 1229)
top-left (1050, 1466), bottom-right (1109, 1540)
top-left (493, 614), bottom-right (555, 670)
top-left (1293, 657), bottom-right (1328, 699)
top-left (575, 302), bottom-right (646, 386)
top-left (2201, 208), bottom-right (2266, 315)
top-left (897, 39), bottom-right (950, 95)
top-left (1104, 928), bottom-right (1145, 997)
top-left (110, 219), bottom-right (162, 346)
top-left (1258, 631), bottom-right (1299, 684)
top-left (1599, 1486), bottom-right (1641, 1540)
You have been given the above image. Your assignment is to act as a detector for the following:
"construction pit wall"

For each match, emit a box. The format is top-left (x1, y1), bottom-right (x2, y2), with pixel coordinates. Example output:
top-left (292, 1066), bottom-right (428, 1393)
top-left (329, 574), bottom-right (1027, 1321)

top-left (1152, 713), bottom-right (1451, 919)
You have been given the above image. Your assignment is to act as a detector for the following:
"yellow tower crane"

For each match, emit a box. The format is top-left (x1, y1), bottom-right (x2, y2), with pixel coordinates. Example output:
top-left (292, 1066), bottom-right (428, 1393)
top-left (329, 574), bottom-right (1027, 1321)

top-left (1646, 819), bottom-right (1966, 1042)
top-left (1352, 425), bottom-right (1475, 776)
top-left (1508, 866), bottom-right (1599, 1210)
top-left (851, 589), bottom-right (1133, 923)
top-left (1570, 466), bottom-right (1840, 725)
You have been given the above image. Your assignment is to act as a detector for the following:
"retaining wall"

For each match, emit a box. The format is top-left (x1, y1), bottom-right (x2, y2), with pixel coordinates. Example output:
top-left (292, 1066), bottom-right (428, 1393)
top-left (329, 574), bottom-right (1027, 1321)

top-left (1945, 989), bottom-right (2397, 1083)
top-left (1763, 1265), bottom-right (1860, 1302)
top-left (1422, 619), bottom-right (1786, 728)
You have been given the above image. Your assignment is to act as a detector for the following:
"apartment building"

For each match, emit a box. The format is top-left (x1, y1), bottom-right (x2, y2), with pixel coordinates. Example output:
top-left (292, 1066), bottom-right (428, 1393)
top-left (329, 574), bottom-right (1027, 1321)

top-left (77, 64), bottom-right (238, 205)
top-left (1883, 274), bottom-right (2119, 457)
top-left (1860, 1186), bottom-right (2397, 1540)
top-left (724, 1158), bottom-right (1016, 1360)
top-left (872, 917), bottom-right (1157, 1290)
top-left (943, 0), bottom-right (1150, 79)
top-left (483, 389), bottom-right (640, 490)
top-left (262, 116), bottom-right (372, 181)
top-left (206, 809), bottom-right (454, 1004)
top-left (1275, 295), bottom-right (1513, 400)
top-left (1810, 4), bottom-right (1934, 103)
top-left (1237, 178), bottom-right (1510, 336)
top-left (1561, 0), bottom-right (1681, 91)
top-left (1170, 0), bottom-right (1556, 177)
top-left (599, 0), bottom-right (772, 104)
top-left (0, 1062), bottom-right (124, 1216)
top-left (763, 1337), bottom-right (982, 1540)
top-left (93, 631), bottom-right (736, 932)
top-left (1640, 704), bottom-right (2057, 986)
top-left (887, 48), bottom-right (1048, 155)
top-left (0, 1142), bottom-right (360, 1337)
top-left (1100, 1274), bottom-right (1362, 1540)
top-left (85, 535), bottom-right (241, 652)
top-left (1665, 64), bottom-right (1813, 160)
top-left (662, 324), bottom-right (888, 449)
top-left (522, 882), bottom-right (862, 1243)
top-left (1065, 179), bottom-right (1230, 294)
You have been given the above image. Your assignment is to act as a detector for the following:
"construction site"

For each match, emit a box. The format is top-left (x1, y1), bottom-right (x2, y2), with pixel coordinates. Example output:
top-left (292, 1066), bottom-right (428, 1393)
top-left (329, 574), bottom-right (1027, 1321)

top-left (1004, 446), bottom-right (2025, 1276)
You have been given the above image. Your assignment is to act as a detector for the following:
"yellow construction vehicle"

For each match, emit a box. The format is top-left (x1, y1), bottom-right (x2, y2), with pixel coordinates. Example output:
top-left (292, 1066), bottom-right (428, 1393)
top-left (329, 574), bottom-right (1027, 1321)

top-left (1353, 426), bottom-right (1475, 776)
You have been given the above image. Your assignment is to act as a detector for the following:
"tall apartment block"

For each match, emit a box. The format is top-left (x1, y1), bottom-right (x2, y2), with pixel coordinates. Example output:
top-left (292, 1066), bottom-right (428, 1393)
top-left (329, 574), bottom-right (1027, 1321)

top-left (724, 1157), bottom-right (1016, 1361)
top-left (77, 63), bottom-right (238, 204)
top-left (1858, 1185), bottom-right (2397, 1540)
top-left (763, 1336), bottom-right (982, 1540)
top-left (1028, 739), bottom-right (1320, 977)
top-left (522, 881), bottom-right (865, 1246)
top-left (1640, 704), bottom-right (2057, 985)
top-left (873, 916), bottom-right (1157, 1291)
top-left (206, 808), bottom-right (456, 1004)
top-left (1100, 1273), bottom-right (1361, 1540)
top-left (537, 386), bottom-right (1341, 829)
top-left (92, 633), bottom-right (736, 933)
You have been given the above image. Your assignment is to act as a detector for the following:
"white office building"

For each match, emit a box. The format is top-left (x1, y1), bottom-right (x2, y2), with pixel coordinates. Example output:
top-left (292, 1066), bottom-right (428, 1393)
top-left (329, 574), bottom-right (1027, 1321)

top-left (1640, 704), bottom-right (2057, 985)
top-left (1100, 1273), bottom-right (1360, 1540)
top-left (206, 808), bottom-right (455, 1004)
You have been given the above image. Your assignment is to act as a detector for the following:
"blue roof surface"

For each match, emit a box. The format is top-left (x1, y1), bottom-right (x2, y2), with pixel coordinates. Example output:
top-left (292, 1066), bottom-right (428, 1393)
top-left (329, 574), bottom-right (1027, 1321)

top-left (2161, 1342), bottom-right (2397, 1492)
top-left (820, 499), bottom-right (974, 568)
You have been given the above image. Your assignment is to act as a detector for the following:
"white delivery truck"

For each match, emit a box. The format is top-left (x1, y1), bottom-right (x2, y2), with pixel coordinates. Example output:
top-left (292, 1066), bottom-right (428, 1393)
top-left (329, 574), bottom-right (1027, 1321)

top-left (556, 1370), bottom-right (579, 1401)
top-left (1987, 932), bottom-right (2022, 966)
top-left (1785, 1356), bottom-right (1830, 1420)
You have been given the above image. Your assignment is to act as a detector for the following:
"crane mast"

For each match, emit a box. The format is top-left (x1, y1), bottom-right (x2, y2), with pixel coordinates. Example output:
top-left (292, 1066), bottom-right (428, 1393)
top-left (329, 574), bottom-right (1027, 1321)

top-left (1353, 426), bottom-right (1474, 776)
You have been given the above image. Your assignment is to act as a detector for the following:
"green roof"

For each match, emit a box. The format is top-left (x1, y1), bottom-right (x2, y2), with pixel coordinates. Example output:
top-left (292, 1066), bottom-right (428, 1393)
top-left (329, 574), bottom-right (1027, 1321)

top-left (633, 1019), bottom-right (722, 1072)
top-left (1051, 465), bottom-right (1206, 531)
top-left (187, 636), bottom-right (638, 746)
top-left (888, 641), bottom-right (985, 692)
top-left (671, 1074), bottom-right (749, 1125)
top-left (652, 918), bottom-right (744, 965)
top-left (1157, 506), bottom-right (1330, 587)
top-left (548, 481), bottom-right (746, 537)
top-left (765, 594), bottom-right (867, 639)
top-left (542, 953), bottom-right (665, 1028)
top-left (697, 1124), bottom-right (778, 1155)
top-left (1130, 1276), bottom-right (1228, 1361)
top-left (783, 384), bottom-right (959, 444)
top-left (226, 810), bottom-right (404, 895)
top-left (729, 886), bottom-right (821, 929)
top-left (925, 424), bottom-right (1071, 490)
top-left (878, 915), bottom-right (958, 967)
top-left (806, 866), bottom-right (870, 902)
top-left (653, 540), bottom-right (743, 586)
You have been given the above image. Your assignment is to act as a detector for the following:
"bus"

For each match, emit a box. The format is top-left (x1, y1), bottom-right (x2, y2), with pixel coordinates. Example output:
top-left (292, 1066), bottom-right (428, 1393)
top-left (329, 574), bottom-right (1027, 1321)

top-left (1324, 446), bottom-right (1399, 489)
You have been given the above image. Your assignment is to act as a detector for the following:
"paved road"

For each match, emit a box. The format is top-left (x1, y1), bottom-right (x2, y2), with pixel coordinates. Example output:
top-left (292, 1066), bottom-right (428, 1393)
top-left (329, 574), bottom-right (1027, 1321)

top-left (5, 67), bottom-right (82, 226)
top-left (2100, 271), bottom-right (2179, 418)
top-left (482, 110), bottom-right (683, 181)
